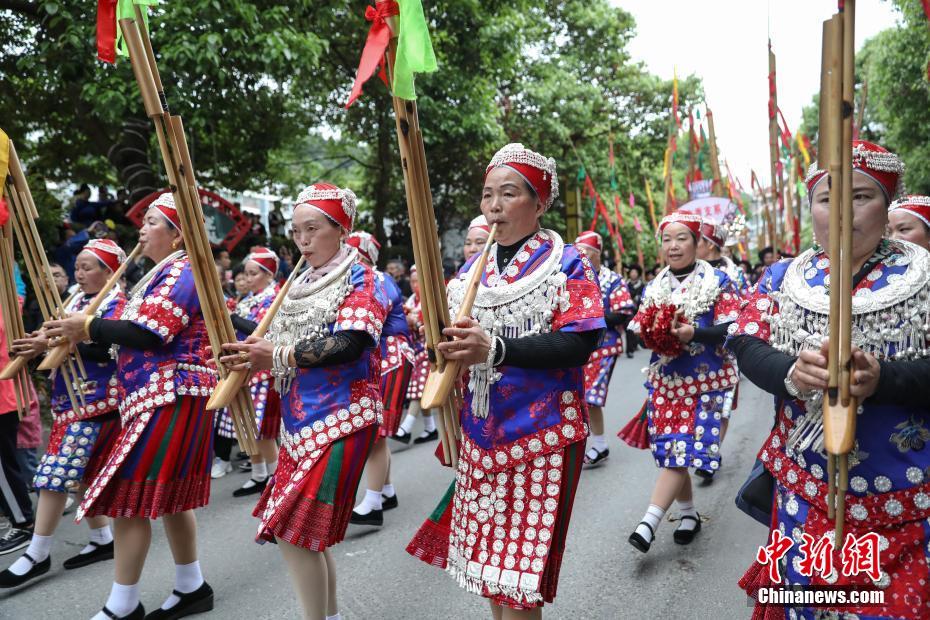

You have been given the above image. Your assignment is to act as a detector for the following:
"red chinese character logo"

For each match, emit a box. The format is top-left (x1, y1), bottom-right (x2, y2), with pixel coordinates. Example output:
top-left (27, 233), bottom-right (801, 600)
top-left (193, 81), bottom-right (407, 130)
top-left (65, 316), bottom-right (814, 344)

top-left (756, 529), bottom-right (794, 583)
top-left (796, 533), bottom-right (834, 578)
top-left (840, 532), bottom-right (881, 581)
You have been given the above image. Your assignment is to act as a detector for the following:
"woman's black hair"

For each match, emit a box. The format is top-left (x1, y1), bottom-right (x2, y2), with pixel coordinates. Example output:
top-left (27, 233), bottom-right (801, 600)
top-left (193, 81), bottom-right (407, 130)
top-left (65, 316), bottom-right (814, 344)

top-left (232, 263), bottom-right (246, 277)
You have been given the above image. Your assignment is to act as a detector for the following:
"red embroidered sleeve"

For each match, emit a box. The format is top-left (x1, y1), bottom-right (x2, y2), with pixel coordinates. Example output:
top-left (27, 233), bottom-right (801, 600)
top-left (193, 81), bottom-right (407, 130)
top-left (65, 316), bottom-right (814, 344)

top-left (713, 276), bottom-right (745, 325)
top-left (728, 287), bottom-right (777, 342)
top-left (132, 261), bottom-right (197, 344)
top-left (553, 251), bottom-right (606, 332)
top-left (333, 266), bottom-right (386, 343)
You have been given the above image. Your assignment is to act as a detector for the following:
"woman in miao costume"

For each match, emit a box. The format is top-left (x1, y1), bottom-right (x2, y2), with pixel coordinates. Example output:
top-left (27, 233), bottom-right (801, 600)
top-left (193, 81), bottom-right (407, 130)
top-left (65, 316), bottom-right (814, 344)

top-left (0, 240), bottom-right (127, 588)
top-left (888, 194), bottom-right (930, 251)
top-left (395, 264), bottom-right (438, 445)
top-left (731, 141), bottom-right (930, 619)
top-left (406, 143), bottom-right (605, 618)
top-left (218, 183), bottom-right (384, 620)
top-left (45, 192), bottom-right (216, 619)
top-left (573, 230), bottom-right (635, 469)
top-left (346, 231), bottom-right (414, 527)
top-left (464, 214), bottom-right (492, 264)
top-left (215, 246), bottom-right (283, 497)
top-left (693, 220), bottom-right (745, 482)
top-left (625, 211), bottom-right (742, 553)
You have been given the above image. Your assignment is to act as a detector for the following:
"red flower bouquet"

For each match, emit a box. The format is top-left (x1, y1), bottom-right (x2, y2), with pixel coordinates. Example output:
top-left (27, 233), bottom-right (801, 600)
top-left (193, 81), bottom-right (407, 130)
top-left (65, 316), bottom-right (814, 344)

top-left (639, 303), bottom-right (685, 358)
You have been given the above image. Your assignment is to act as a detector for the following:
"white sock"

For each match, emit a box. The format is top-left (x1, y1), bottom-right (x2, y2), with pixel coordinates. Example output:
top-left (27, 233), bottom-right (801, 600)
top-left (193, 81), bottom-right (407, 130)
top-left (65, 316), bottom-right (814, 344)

top-left (267, 459), bottom-right (278, 476)
top-left (677, 499), bottom-right (699, 531)
top-left (252, 461), bottom-right (268, 480)
top-left (635, 504), bottom-right (666, 542)
top-left (422, 414), bottom-right (436, 433)
top-left (162, 560), bottom-right (204, 610)
top-left (381, 483), bottom-right (396, 498)
top-left (591, 434), bottom-right (608, 452)
top-left (8, 534), bottom-right (53, 575)
top-left (399, 413), bottom-right (417, 434)
top-left (79, 524), bottom-right (113, 554)
top-left (354, 489), bottom-right (383, 515)
top-left (93, 582), bottom-right (139, 619)
top-left (326, 614), bottom-right (341, 620)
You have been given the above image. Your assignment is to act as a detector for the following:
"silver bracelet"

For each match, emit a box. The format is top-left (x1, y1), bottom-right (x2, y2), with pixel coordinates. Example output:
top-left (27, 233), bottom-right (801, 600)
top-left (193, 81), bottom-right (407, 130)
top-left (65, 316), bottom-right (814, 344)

top-left (492, 336), bottom-right (506, 367)
top-left (783, 362), bottom-right (811, 400)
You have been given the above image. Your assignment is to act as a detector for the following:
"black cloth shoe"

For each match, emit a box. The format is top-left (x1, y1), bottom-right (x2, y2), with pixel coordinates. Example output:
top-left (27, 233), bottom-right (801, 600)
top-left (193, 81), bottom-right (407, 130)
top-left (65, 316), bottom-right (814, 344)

top-left (694, 468), bottom-right (714, 479)
top-left (413, 429), bottom-right (438, 444)
top-left (628, 521), bottom-right (654, 554)
top-left (238, 460), bottom-right (252, 473)
top-left (381, 494), bottom-right (398, 511)
top-left (583, 447), bottom-right (609, 469)
top-left (0, 527), bottom-right (32, 555)
top-left (101, 603), bottom-right (145, 619)
top-left (63, 540), bottom-right (114, 569)
top-left (144, 582), bottom-right (214, 620)
top-left (673, 514), bottom-right (702, 545)
top-left (349, 508), bottom-right (383, 527)
top-left (232, 478), bottom-right (267, 498)
top-left (391, 429), bottom-right (412, 445)
top-left (0, 553), bottom-right (50, 588)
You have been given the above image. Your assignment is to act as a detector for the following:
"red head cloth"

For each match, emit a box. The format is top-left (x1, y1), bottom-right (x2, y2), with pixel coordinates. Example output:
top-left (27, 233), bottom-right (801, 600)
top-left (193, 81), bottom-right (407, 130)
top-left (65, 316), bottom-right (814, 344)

top-left (468, 215), bottom-right (491, 234)
top-left (889, 195), bottom-right (930, 229)
top-left (82, 238), bottom-right (127, 273)
top-left (805, 140), bottom-right (905, 204)
top-left (245, 246), bottom-right (279, 275)
top-left (699, 221), bottom-right (727, 249)
top-left (485, 143), bottom-right (559, 210)
top-left (574, 231), bottom-right (602, 253)
top-left (657, 212), bottom-right (703, 240)
top-left (294, 183), bottom-right (357, 231)
top-left (149, 191), bottom-right (181, 230)
top-left (346, 231), bottom-right (381, 264)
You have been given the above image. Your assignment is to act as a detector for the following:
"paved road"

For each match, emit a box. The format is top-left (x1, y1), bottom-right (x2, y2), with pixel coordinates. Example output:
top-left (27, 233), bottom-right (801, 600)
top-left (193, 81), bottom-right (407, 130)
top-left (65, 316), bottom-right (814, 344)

top-left (1, 348), bottom-right (772, 619)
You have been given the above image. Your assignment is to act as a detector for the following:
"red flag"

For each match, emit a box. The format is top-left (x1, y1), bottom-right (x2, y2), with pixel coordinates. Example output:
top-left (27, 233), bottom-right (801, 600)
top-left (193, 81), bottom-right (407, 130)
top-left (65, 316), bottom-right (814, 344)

top-left (346, 1), bottom-right (400, 108)
top-left (97, 0), bottom-right (118, 64)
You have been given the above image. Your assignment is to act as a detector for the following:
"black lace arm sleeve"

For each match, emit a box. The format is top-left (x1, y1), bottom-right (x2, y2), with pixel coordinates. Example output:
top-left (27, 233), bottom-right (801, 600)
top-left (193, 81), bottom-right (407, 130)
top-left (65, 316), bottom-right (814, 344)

top-left (691, 322), bottom-right (732, 345)
top-left (293, 331), bottom-right (373, 369)
top-left (727, 334), bottom-right (794, 399)
top-left (499, 329), bottom-right (602, 369)
top-left (87, 318), bottom-right (164, 350)
top-left (231, 314), bottom-right (258, 334)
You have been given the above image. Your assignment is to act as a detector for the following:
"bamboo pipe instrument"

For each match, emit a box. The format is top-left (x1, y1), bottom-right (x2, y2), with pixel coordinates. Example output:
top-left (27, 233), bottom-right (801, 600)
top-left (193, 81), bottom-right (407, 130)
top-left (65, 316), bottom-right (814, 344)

top-left (119, 12), bottom-right (258, 453)
top-left (0, 222), bottom-right (29, 416)
top-left (0, 141), bottom-right (86, 413)
top-left (39, 243), bottom-right (142, 371)
top-left (207, 255), bottom-right (306, 410)
top-left (421, 224), bottom-right (497, 411)
top-left (377, 2), bottom-right (460, 465)
top-left (706, 108), bottom-right (724, 197)
top-left (820, 1), bottom-right (857, 543)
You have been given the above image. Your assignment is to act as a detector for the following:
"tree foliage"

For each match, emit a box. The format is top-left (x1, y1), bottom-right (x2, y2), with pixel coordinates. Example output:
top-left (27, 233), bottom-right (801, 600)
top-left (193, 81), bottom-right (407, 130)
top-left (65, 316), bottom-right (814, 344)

top-left (800, 0), bottom-right (930, 193)
top-left (1, 0), bottom-right (697, 266)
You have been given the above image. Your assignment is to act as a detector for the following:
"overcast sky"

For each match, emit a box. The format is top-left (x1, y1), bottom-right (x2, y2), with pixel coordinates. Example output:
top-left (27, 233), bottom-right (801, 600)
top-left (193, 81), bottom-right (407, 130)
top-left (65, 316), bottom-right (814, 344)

top-left (615, 0), bottom-right (901, 188)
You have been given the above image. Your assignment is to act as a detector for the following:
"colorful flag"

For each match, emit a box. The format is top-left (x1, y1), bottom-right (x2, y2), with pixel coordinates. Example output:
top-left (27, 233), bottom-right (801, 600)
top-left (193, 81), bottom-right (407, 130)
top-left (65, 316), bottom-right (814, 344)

top-left (346, 1), bottom-right (399, 107)
top-left (392, 0), bottom-right (437, 100)
top-left (97, 0), bottom-right (157, 64)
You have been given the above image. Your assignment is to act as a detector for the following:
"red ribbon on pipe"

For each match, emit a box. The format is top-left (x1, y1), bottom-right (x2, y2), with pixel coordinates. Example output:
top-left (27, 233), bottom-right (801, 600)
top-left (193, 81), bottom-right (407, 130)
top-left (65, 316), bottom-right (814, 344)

top-left (97, 0), bottom-right (118, 64)
top-left (346, 1), bottom-right (400, 108)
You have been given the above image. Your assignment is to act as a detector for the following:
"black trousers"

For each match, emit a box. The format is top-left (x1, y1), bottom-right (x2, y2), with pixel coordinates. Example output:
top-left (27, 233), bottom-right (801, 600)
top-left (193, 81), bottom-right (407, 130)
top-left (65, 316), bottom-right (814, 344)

top-left (0, 411), bottom-right (34, 527)
top-left (625, 328), bottom-right (639, 353)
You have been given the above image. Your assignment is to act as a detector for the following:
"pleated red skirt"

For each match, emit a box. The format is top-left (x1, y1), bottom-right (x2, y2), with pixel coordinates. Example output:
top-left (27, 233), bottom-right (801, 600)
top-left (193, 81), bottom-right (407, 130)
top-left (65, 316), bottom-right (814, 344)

top-left (254, 424), bottom-right (378, 551)
top-left (85, 397), bottom-right (214, 519)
